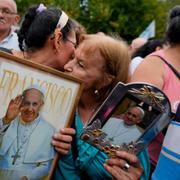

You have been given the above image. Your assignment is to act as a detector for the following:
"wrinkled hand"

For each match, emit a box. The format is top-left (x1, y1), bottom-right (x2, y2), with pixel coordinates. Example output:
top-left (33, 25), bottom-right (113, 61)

top-left (3, 95), bottom-right (23, 124)
top-left (104, 151), bottom-right (143, 180)
top-left (52, 128), bottom-right (76, 155)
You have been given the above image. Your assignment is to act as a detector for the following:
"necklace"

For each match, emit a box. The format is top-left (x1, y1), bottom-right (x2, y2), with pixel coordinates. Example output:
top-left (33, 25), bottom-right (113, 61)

top-left (11, 117), bottom-right (40, 165)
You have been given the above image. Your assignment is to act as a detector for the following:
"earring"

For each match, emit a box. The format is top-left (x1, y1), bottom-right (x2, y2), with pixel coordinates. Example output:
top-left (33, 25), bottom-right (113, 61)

top-left (94, 89), bottom-right (99, 96)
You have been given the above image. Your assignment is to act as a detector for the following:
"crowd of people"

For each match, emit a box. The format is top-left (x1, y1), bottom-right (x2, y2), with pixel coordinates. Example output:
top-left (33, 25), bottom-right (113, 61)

top-left (0, 0), bottom-right (179, 180)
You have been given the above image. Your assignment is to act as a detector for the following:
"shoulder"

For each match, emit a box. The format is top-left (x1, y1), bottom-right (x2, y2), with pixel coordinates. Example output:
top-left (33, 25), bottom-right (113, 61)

top-left (134, 54), bottom-right (165, 73)
top-left (129, 54), bottom-right (165, 89)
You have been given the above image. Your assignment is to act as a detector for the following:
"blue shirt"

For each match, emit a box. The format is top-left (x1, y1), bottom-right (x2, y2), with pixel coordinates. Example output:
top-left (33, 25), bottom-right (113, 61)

top-left (54, 113), bottom-right (150, 179)
top-left (0, 28), bottom-right (20, 51)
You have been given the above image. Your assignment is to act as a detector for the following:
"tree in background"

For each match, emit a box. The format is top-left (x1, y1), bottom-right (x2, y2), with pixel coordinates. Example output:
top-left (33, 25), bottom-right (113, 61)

top-left (16, 0), bottom-right (174, 42)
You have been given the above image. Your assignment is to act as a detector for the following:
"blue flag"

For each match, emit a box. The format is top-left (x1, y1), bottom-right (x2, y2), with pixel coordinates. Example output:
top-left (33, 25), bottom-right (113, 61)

top-left (139, 20), bottom-right (155, 39)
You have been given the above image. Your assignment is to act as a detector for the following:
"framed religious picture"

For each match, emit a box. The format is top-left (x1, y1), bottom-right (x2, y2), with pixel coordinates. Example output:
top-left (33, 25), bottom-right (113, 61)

top-left (0, 51), bottom-right (84, 180)
top-left (80, 82), bottom-right (173, 157)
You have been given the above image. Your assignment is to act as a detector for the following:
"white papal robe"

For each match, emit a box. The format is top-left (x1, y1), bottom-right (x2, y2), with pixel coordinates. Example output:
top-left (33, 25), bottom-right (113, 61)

top-left (0, 115), bottom-right (56, 180)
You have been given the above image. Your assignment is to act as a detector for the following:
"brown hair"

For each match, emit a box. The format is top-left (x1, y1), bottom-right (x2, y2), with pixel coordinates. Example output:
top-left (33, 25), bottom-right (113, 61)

top-left (80, 34), bottom-right (130, 100)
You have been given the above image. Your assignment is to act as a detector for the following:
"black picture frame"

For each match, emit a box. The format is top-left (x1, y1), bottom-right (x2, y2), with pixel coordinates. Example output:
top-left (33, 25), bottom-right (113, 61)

top-left (80, 82), bottom-right (172, 157)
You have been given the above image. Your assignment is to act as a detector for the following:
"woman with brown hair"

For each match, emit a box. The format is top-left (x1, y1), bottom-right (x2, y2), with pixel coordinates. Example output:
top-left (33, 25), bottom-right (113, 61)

top-left (52, 34), bottom-right (150, 180)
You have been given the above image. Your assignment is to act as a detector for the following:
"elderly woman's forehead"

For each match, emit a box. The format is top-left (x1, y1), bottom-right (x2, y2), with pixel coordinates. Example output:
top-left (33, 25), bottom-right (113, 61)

top-left (81, 34), bottom-right (105, 42)
top-left (80, 36), bottom-right (104, 49)
top-left (79, 42), bottom-right (100, 56)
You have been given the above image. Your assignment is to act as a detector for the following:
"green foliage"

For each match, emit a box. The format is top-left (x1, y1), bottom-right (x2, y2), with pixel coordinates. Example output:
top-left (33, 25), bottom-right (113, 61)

top-left (15, 0), bottom-right (175, 42)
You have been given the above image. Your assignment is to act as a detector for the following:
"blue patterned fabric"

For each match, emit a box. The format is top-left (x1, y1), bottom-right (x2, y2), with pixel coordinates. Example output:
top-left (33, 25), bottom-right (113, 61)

top-left (54, 113), bottom-right (150, 180)
top-left (152, 121), bottom-right (180, 180)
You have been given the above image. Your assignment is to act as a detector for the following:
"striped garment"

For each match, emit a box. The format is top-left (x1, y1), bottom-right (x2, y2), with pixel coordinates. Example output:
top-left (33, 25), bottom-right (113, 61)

top-left (152, 121), bottom-right (180, 180)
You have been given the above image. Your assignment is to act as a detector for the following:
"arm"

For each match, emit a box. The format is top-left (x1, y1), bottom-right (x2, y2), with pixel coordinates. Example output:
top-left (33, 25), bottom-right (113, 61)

top-left (129, 56), bottom-right (165, 89)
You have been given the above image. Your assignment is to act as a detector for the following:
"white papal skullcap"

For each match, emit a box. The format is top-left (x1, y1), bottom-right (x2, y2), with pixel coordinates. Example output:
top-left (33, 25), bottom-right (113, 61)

top-left (24, 84), bottom-right (45, 97)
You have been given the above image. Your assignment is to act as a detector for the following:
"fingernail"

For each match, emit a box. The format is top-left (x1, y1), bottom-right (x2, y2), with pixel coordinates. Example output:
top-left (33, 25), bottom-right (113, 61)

top-left (53, 133), bottom-right (58, 138)
top-left (60, 128), bottom-right (64, 133)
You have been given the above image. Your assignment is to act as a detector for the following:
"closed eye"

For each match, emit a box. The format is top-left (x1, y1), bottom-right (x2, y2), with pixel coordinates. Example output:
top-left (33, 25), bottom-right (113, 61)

top-left (77, 59), bottom-right (84, 68)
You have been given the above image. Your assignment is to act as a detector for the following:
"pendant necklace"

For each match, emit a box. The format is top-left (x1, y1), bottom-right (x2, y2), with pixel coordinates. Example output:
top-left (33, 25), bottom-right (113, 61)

top-left (11, 117), bottom-right (40, 165)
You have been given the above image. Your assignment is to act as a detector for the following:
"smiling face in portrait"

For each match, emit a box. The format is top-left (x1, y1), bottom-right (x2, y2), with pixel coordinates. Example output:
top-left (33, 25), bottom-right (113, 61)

top-left (123, 107), bottom-right (144, 126)
top-left (20, 89), bottom-right (44, 123)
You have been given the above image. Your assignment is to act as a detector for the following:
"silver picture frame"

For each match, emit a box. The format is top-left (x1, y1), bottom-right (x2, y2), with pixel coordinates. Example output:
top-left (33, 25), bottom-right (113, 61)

top-left (80, 82), bottom-right (172, 157)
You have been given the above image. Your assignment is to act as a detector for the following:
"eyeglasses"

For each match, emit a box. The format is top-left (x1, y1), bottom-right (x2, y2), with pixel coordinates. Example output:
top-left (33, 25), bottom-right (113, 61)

top-left (66, 38), bottom-right (77, 48)
top-left (0, 8), bottom-right (17, 16)
top-left (50, 34), bottom-right (77, 48)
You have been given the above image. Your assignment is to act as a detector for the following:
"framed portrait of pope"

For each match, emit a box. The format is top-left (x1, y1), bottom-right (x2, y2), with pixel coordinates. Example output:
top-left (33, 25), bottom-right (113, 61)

top-left (0, 51), bottom-right (83, 180)
top-left (80, 82), bottom-right (172, 157)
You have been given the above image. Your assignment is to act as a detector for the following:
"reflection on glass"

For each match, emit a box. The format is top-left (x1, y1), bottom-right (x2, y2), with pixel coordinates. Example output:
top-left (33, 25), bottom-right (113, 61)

top-left (102, 106), bottom-right (145, 145)
top-left (81, 83), bottom-right (170, 156)
top-left (81, 94), bottom-right (161, 149)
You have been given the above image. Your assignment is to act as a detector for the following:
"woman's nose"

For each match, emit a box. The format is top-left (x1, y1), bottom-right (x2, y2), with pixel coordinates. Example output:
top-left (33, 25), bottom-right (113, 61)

top-left (64, 60), bottom-right (74, 72)
top-left (64, 66), bottom-right (73, 72)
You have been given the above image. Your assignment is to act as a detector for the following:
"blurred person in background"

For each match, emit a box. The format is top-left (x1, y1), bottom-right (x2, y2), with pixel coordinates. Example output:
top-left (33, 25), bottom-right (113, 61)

top-left (130, 5), bottom-right (180, 175)
top-left (130, 38), bottom-right (167, 75)
top-left (0, 0), bottom-right (20, 50)
top-left (128, 37), bottom-right (147, 58)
